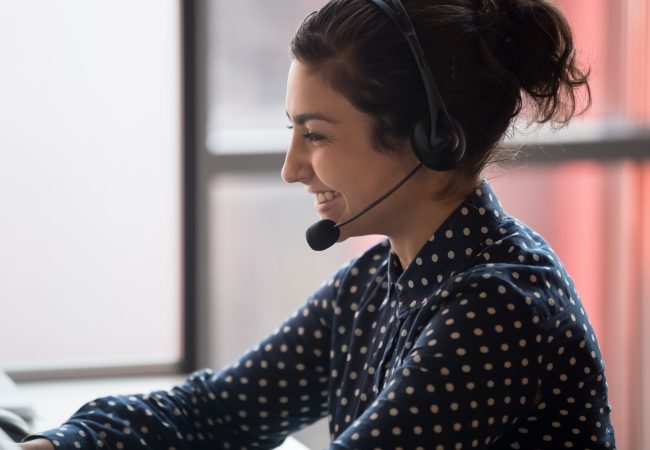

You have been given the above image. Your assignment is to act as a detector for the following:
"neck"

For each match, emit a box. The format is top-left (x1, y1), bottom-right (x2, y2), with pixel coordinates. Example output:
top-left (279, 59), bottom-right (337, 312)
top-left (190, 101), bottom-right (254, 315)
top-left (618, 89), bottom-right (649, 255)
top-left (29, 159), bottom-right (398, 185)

top-left (388, 175), bottom-right (477, 271)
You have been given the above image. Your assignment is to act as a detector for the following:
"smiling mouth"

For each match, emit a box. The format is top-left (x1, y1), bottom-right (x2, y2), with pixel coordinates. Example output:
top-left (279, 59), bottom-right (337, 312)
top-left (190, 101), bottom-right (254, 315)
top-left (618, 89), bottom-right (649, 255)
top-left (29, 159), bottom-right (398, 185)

top-left (314, 191), bottom-right (341, 204)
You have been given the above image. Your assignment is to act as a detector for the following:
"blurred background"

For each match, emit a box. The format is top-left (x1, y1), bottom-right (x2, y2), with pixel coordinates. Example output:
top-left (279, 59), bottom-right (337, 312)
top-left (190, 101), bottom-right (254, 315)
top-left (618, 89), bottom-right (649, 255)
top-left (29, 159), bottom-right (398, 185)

top-left (0, 0), bottom-right (649, 449)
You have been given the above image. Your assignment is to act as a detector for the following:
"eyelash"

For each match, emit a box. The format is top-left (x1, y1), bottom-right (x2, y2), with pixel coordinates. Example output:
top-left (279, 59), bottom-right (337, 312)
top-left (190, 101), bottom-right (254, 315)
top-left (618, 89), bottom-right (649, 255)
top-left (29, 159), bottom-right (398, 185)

top-left (286, 125), bottom-right (327, 142)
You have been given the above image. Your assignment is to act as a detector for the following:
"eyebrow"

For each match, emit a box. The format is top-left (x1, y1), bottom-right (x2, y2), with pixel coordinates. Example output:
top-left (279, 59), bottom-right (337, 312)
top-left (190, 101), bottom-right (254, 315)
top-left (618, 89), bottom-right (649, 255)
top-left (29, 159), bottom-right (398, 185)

top-left (286, 111), bottom-right (339, 125)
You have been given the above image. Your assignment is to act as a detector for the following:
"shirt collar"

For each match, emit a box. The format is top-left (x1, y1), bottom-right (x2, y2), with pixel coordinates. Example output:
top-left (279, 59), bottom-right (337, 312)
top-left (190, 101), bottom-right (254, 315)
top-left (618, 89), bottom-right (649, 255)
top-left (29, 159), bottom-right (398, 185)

top-left (386, 179), bottom-right (507, 310)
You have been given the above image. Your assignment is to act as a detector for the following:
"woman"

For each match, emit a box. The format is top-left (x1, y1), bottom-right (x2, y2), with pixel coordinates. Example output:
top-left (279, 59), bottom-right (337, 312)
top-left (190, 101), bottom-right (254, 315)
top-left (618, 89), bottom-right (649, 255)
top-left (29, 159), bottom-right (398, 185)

top-left (22, 0), bottom-right (616, 448)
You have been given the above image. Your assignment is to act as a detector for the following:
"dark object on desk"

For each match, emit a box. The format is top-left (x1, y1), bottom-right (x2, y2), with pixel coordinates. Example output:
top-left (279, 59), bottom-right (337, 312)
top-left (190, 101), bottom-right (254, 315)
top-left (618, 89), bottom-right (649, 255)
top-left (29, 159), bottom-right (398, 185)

top-left (0, 408), bottom-right (29, 442)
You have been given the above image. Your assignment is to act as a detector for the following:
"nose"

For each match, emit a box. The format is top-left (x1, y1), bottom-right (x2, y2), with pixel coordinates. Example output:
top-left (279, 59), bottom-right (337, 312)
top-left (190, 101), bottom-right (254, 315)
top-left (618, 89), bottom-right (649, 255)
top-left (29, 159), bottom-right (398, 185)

top-left (281, 135), bottom-right (313, 184)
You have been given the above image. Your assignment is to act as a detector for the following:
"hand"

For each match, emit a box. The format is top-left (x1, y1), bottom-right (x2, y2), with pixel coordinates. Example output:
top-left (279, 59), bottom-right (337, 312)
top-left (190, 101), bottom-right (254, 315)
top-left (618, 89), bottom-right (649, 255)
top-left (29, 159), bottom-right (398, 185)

top-left (18, 439), bottom-right (54, 450)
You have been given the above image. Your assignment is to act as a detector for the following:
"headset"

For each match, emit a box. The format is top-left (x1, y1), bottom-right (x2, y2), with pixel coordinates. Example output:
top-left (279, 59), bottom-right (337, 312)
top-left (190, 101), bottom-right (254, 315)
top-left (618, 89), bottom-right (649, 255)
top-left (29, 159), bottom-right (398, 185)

top-left (367, 0), bottom-right (466, 171)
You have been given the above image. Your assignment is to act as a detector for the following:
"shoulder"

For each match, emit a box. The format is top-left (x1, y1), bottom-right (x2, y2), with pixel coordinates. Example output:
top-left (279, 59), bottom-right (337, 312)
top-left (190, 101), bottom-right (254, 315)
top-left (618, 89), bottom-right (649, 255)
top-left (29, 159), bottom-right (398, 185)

top-left (445, 218), bottom-right (582, 329)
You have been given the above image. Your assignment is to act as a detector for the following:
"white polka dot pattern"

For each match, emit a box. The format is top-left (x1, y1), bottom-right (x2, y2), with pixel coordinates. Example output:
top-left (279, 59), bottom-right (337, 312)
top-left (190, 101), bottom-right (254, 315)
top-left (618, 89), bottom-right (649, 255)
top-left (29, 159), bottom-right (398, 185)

top-left (27, 180), bottom-right (616, 449)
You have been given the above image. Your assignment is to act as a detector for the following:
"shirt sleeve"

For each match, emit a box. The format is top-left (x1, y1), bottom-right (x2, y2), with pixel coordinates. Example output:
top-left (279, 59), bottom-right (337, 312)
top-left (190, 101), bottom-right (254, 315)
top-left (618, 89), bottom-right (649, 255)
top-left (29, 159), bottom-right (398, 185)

top-left (25, 265), bottom-right (351, 450)
top-left (329, 273), bottom-right (544, 449)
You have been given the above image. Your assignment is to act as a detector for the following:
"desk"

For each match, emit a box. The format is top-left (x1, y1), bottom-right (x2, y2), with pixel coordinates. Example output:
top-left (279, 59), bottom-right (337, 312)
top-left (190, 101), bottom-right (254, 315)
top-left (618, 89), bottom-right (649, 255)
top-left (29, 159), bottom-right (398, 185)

top-left (15, 376), bottom-right (310, 450)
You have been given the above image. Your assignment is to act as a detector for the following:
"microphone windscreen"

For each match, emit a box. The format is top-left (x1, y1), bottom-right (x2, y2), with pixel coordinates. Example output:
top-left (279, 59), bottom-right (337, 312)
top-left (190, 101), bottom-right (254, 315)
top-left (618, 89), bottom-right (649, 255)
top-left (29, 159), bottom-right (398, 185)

top-left (306, 219), bottom-right (340, 251)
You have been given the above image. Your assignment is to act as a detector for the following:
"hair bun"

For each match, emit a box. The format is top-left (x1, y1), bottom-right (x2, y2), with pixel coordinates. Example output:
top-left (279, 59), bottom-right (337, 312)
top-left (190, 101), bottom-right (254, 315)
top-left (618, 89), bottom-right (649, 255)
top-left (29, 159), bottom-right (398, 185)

top-left (493, 0), bottom-right (591, 124)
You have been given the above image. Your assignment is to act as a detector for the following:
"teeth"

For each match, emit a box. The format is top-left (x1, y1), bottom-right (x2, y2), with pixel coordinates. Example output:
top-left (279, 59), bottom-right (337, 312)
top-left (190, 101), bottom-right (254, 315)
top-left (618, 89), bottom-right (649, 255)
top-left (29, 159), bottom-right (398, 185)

top-left (315, 191), bottom-right (339, 204)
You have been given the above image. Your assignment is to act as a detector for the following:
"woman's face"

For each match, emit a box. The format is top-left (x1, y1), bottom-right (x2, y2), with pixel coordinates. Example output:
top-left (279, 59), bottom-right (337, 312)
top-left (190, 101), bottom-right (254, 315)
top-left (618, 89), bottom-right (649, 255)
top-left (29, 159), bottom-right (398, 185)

top-left (282, 60), bottom-right (422, 242)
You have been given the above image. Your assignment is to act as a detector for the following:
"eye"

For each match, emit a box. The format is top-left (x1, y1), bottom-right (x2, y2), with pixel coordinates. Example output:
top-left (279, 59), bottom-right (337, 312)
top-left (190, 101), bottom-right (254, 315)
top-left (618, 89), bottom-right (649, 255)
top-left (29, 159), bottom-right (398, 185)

top-left (286, 125), bottom-right (327, 142)
top-left (303, 132), bottom-right (326, 142)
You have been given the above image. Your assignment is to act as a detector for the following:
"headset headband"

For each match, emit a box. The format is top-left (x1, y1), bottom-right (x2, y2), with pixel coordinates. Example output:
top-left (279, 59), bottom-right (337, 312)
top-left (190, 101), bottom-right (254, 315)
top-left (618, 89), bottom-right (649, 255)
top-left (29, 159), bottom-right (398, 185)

top-left (366, 0), bottom-right (465, 170)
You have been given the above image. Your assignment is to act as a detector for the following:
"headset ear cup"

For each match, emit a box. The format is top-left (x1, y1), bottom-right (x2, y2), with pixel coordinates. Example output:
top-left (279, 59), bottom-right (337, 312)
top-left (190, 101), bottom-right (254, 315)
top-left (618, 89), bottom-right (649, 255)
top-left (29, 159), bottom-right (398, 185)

top-left (440, 117), bottom-right (466, 168)
top-left (453, 117), bottom-right (466, 161)
top-left (411, 117), bottom-right (466, 171)
top-left (411, 118), bottom-right (433, 165)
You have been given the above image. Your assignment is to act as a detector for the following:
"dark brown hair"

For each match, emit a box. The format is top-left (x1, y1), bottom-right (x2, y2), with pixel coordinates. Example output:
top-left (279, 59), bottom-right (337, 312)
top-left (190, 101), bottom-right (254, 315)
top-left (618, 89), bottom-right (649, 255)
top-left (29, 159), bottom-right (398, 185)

top-left (290, 0), bottom-right (591, 177)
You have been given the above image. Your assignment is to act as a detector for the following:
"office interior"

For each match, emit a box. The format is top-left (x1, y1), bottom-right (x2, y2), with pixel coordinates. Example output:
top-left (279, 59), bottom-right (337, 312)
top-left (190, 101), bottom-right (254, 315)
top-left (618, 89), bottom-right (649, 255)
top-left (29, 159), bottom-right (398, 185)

top-left (0, 1), bottom-right (649, 449)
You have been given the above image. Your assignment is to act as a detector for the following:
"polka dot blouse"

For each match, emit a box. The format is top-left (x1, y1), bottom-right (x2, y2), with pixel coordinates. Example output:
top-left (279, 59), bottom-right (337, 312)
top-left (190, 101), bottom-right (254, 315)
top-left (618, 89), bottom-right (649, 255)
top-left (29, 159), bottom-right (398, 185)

top-left (29, 179), bottom-right (616, 449)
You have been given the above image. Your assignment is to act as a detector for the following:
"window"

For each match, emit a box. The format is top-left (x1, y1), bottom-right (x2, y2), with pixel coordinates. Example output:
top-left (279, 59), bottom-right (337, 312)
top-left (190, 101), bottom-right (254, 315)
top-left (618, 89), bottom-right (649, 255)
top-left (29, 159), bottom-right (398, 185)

top-left (206, 0), bottom-right (327, 154)
top-left (0, 1), bottom-right (184, 377)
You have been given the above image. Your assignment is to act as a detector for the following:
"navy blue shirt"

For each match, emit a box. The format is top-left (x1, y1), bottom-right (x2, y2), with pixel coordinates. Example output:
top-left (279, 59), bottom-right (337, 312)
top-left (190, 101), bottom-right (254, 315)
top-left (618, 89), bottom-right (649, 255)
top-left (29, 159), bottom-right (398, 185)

top-left (30, 179), bottom-right (616, 449)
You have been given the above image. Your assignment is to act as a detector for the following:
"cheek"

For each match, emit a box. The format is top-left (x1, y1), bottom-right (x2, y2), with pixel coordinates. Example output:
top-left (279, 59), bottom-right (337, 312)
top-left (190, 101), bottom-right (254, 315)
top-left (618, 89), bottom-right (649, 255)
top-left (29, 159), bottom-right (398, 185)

top-left (311, 144), bottom-right (400, 202)
top-left (313, 152), bottom-right (390, 188)
top-left (314, 152), bottom-right (359, 188)
top-left (311, 151), bottom-right (348, 187)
